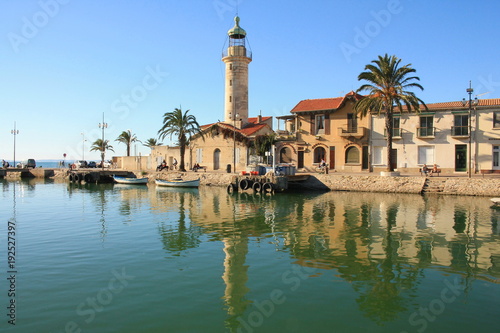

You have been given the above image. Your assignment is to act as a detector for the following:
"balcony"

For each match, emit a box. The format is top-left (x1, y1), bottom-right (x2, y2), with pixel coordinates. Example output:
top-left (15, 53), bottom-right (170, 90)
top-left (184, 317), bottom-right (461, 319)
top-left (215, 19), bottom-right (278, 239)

top-left (338, 126), bottom-right (366, 138)
top-left (451, 126), bottom-right (469, 137)
top-left (417, 127), bottom-right (435, 138)
top-left (383, 128), bottom-right (403, 140)
top-left (276, 130), bottom-right (297, 141)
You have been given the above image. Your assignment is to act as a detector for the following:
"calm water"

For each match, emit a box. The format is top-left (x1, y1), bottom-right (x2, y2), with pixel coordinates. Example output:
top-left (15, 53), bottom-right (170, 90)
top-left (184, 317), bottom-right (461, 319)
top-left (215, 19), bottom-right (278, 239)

top-left (1, 179), bottom-right (500, 333)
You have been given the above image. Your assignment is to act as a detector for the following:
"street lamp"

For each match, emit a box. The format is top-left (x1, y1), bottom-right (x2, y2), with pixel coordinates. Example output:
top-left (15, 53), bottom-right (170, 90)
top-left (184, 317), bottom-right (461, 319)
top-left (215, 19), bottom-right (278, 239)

top-left (461, 81), bottom-right (479, 178)
top-left (81, 132), bottom-right (87, 161)
top-left (11, 122), bottom-right (19, 168)
top-left (98, 113), bottom-right (108, 169)
top-left (229, 111), bottom-right (239, 173)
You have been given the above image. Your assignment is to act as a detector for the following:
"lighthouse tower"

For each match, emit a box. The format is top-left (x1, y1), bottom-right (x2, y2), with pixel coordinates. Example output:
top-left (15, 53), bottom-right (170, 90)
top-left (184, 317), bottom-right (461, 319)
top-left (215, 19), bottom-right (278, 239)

top-left (222, 16), bottom-right (252, 128)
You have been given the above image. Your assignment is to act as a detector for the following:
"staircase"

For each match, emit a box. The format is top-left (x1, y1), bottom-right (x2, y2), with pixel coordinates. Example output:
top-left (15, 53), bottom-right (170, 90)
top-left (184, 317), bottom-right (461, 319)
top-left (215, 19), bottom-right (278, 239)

top-left (422, 177), bottom-right (447, 194)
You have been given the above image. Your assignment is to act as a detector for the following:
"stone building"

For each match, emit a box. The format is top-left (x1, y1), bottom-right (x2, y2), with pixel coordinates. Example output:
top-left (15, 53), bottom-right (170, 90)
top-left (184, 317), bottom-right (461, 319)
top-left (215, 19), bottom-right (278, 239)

top-left (370, 98), bottom-right (500, 174)
top-left (275, 91), bottom-right (369, 172)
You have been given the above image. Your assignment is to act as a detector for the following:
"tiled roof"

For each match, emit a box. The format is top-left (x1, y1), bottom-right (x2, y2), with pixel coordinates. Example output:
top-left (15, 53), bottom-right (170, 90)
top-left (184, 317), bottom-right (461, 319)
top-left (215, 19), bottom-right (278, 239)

top-left (200, 116), bottom-right (272, 137)
top-left (291, 91), bottom-right (364, 113)
top-left (424, 98), bottom-right (500, 110)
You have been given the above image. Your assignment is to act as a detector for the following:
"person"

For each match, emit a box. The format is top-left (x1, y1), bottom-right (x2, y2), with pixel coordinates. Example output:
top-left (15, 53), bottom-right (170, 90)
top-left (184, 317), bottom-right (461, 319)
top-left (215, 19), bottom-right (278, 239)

top-left (193, 163), bottom-right (200, 172)
top-left (422, 164), bottom-right (429, 176)
top-left (2, 159), bottom-right (9, 168)
top-left (173, 158), bottom-right (178, 170)
top-left (320, 158), bottom-right (326, 168)
top-left (432, 164), bottom-right (438, 173)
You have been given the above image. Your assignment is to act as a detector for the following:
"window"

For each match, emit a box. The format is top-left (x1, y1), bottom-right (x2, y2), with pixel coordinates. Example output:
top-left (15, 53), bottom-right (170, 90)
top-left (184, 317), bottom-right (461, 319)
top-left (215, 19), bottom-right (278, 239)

top-left (314, 147), bottom-right (326, 163)
top-left (229, 64), bottom-right (232, 70)
top-left (229, 96), bottom-right (232, 103)
top-left (347, 113), bottom-right (358, 133)
top-left (230, 80), bottom-right (232, 86)
top-left (453, 114), bottom-right (468, 136)
top-left (393, 117), bottom-right (401, 137)
top-left (494, 146), bottom-right (500, 168)
top-left (372, 147), bottom-right (383, 165)
top-left (418, 146), bottom-right (434, 165)
top-left (345, 146), bottom-right (360, 164)
top-left (494, 112), bottom-right (500, 128)
top-left (315, 115), bottom-right (325, 134)
top-left (419, 116), bottom-right (434, 136)
top-left (196, 148), bottom-right (203, 164)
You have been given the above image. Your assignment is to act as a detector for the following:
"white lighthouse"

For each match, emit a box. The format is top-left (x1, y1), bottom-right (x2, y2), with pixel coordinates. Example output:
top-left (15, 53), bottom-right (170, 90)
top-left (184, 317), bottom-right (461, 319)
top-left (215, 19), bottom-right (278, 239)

top-left (222, 16), bottom-right (252, 128)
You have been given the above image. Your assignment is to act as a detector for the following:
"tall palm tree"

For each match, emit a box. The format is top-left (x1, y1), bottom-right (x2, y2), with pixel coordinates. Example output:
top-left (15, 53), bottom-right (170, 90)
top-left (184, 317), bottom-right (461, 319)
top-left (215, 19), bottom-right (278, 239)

top-left (355, 54), bottom-right (427, 172)
top-left (90, 139), bottom-right (114, 167)
top-left (143, 138), bottom-right (163, 148)
top-left (115, 130), bottom-right (139, 156)
top-left (157, 107), bottom-right (203, 171)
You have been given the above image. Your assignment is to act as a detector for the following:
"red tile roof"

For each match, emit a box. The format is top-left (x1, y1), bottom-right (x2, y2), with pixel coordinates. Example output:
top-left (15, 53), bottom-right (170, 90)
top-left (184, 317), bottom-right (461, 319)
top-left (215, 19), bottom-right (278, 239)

top-left (393, 98), bottom-right (500, 112)
top-left (200, 116), bottom-right (272, 137)
top-left (291, 91), bottom-right (364, 113)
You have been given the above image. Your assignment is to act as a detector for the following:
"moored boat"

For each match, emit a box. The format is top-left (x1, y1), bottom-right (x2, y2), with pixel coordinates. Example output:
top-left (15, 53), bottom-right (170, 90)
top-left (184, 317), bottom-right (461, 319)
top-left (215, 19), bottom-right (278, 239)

top-left (155, 178), bottom-right (200, 188)
top-left (113, 175), bottom-right (149, 184)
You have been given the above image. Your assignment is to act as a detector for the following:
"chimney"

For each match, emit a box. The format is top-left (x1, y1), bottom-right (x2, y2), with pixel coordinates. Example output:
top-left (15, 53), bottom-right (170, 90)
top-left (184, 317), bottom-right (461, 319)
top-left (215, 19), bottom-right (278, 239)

top-left (257, 114), bottom-right (262, 123)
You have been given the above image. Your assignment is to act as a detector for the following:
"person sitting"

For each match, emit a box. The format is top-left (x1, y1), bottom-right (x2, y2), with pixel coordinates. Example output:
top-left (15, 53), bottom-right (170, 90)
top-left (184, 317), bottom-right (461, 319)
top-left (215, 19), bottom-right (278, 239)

top-left (320, 158), bottom-right (326, 168)
top-left (421, 164), bottom-right (430, 176)
top-left (193, 163), bottom-right (200, 172)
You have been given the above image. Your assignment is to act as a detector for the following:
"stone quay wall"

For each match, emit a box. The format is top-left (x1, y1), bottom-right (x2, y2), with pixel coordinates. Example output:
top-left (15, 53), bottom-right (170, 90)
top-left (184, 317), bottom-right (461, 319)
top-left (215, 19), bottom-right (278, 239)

top-left (311, 174), bottom-right (426, 194)
top-left (442, 178), bottom-right (500, 196)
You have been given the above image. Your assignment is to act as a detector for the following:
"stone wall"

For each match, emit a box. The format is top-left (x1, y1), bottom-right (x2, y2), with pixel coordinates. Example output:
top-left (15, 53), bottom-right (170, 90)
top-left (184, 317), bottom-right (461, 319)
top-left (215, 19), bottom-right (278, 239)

top-left (313, 174), bottom-right (427, 194)
top-left (442, 178), bottom-right (500, 196)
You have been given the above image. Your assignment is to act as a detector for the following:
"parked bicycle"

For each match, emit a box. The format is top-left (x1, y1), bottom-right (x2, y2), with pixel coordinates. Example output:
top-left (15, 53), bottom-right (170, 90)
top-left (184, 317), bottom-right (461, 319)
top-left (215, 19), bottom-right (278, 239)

top-left (315, 164), bottom-right (328, 174)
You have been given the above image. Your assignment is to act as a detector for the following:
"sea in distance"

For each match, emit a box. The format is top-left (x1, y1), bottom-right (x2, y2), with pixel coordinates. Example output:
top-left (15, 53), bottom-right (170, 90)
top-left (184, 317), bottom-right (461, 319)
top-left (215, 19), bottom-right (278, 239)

top-left (1, 179), bottom-right (500, 332)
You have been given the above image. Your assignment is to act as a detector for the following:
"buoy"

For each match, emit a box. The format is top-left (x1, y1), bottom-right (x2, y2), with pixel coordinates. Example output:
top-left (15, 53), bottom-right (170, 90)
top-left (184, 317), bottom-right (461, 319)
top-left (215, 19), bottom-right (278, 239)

top-left (227, 184), bottom-right (236, 194)
top-left (68, 173), bottom-right (74, 182)
top-left (263, 182), bottom-right (274, 194)
top-left (74, 173), bottom-right (80, 182)
top-left (240, 178), bottom-right (253, 190)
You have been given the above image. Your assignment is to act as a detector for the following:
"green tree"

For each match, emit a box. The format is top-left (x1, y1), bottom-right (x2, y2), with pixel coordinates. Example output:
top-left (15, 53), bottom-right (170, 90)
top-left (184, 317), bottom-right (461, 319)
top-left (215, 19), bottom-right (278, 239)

top-left (355, 54), bottom-right (427, 172)
top-left (115, 130), bottom-right (139, 156)
top-left (143, 138), bottom-right (162, 148)
top-left (90, 139), bottom-right (114, 167)
top-left (157, 107), bottom-right (203, 171)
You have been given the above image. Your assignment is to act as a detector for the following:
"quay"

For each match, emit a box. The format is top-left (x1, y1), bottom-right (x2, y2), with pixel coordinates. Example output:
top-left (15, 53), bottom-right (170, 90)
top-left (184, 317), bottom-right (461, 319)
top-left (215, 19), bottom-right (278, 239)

top-left (1, 168), bottom-right (500, 197)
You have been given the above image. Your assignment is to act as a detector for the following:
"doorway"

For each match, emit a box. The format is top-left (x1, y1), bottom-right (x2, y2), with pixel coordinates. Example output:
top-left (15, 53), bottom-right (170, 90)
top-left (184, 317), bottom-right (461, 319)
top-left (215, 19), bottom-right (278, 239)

top-left (455, 145), bottom-right (467, 172)
top-left (298, 151), bottom-right (304, 169)
top-left (390, 149), bottom-right (397, 171)
top-left (214, 149), bottom-right (221, 170)
top-left (329, 147), bottom-right (335, 170)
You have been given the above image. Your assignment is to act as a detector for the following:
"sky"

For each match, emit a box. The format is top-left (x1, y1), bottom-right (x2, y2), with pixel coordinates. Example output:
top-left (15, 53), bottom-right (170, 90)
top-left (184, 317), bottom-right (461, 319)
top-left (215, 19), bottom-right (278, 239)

top-left (1, 0), bottom-right (500, 162)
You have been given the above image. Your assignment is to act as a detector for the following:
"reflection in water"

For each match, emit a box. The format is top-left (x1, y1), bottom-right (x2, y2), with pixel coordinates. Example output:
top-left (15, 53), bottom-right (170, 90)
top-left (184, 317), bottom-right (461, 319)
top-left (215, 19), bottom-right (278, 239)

top-left (179, 189), bottom-right (500, 331)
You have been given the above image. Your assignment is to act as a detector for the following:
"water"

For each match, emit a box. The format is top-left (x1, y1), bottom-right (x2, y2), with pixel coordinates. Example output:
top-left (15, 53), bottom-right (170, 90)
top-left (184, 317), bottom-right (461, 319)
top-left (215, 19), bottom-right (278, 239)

top-left (1, 179), bottom-right (500, 333)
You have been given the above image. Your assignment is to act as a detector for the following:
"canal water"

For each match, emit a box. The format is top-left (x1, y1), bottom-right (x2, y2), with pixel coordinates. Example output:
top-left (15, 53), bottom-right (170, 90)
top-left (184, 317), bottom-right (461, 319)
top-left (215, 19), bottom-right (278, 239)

top-left (1, 179), bottom-right (499, 333)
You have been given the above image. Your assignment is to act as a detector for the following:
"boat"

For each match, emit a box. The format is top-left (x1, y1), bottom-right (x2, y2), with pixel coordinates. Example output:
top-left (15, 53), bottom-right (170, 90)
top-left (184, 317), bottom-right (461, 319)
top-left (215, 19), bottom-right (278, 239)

top-left (155, 178), bottom-right (200, 188)
top-left (113, 175), bottom-right (149, 185)
top-left (491, 198), bottom-right (500, 208)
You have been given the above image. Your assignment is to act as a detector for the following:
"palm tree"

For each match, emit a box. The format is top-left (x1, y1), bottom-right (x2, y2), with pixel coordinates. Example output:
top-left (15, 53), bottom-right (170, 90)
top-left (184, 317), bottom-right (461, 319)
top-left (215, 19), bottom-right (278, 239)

top-left (90, 138), bottom-right (114, 167)
top-left (115, 130), bottom-right (139, 156)
top-left (355, 54), bottom-right (427, 172)
top-left (157, 107), bottom-right (203, 171)
top-left (143, 138), bottom-right (163, 148)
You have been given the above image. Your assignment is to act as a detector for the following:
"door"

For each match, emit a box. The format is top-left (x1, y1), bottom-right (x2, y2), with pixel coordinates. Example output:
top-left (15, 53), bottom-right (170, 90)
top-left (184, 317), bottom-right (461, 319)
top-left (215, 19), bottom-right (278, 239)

top-left (455, 145), bottom-right (467, 172)
top-left (390, 149), bottom-right (397, 171)
top-left (214, 149), bottom-right (221, 170)
top-left (494, 146), bottom-right (500, 170)
top-left (362, 146), bottom-right (369, 170)
top-left (329, 147), bottom-right (335, 170)
top-left (298, 151), bottom-right (304, 169)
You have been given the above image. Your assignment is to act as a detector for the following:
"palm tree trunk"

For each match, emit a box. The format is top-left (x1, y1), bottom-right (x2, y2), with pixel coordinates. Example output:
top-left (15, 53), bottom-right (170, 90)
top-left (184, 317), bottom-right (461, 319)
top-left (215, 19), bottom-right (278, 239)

top-left (127, 144), bottom-right (130, 157)
top-left (179, 140), bottom-right (186, 172)
top-left (385, 111), bottom-right (393, 172)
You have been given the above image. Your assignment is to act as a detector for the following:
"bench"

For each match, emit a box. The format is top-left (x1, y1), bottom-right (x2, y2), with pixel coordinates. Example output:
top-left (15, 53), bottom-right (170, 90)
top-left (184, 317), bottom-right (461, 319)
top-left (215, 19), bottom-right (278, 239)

top-left (431, 169), bottom-right (441, 176)
top-left (193, 166), bottom-right (207, 172)
top-left (480, 169), bottom-right (500, 177)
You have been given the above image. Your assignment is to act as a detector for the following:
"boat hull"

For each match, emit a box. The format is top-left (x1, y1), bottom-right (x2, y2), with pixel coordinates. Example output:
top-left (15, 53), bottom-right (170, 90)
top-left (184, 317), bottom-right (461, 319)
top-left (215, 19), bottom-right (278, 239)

top-left (113, 176), bottom-right (149, 184)
top-left (155, 178), bottom-right (200, 188)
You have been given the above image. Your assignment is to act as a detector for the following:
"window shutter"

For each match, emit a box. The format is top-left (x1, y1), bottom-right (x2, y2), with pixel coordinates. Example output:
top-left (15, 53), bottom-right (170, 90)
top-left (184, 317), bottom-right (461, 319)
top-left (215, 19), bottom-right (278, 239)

top-left (325, 113), bottom-right (330, 135)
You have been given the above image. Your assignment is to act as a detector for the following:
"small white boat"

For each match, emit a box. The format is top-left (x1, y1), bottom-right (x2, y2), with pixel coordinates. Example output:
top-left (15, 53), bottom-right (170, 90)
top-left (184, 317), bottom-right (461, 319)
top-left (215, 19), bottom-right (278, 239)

top-left (491, 198), bottom-right (500, 206)
top-left (155, 178), bottom-right (200, 188)
top-left (113, 175), bottom-right (149, 185)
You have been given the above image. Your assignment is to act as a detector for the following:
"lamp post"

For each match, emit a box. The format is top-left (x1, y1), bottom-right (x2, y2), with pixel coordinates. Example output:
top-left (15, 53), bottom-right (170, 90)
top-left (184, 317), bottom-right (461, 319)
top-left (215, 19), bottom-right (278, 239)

top-left (229, 111), bottom-right (239, 173)
top-left (11, 122), bottom-right (19, 168)
top-left (462, 81), bottom-right (479, 178)
top-left (81, 132), bottom-right (86, 161)
top-left (98, 113), bottom-right (108, 170)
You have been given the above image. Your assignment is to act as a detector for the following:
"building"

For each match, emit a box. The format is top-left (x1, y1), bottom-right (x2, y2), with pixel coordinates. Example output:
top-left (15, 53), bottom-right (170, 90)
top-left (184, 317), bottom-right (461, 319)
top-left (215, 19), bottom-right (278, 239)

top-left (370, 98), bottom-right (500, 174)
top-left (188, 16), bottom-right (274, 172)
top-left (275, 91), bottom-right (370, 172)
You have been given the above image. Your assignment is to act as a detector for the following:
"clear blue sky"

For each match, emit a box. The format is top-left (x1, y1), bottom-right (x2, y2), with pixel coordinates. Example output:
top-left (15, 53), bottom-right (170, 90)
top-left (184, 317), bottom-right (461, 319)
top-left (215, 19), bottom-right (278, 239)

top-left (1, 0), bottom-right (499, 161)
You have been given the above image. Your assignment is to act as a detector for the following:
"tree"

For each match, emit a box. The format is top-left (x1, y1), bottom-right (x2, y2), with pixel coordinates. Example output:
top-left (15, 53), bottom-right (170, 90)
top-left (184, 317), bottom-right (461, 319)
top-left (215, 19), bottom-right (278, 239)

top-left (143, 138), bottom-right (162, 148)
top-left (90, 139), bottom-right (114, 167)
top-left (115, 130), bottom-right (139, 156)
top-left (355, 54), bottom-right (427, 172)
top-left (157, 107), bottom-right (203, 172)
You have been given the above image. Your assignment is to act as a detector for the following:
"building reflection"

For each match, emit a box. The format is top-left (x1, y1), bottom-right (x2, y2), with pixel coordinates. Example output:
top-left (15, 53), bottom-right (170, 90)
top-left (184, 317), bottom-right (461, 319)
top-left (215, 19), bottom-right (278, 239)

top-left (128, 185), bottom-right (500, 330)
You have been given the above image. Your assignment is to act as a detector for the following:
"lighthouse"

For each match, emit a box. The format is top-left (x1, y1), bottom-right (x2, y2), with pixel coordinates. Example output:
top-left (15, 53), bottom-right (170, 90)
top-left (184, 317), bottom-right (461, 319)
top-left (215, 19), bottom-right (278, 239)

top-left (222, 16), bottom-right (252, 128)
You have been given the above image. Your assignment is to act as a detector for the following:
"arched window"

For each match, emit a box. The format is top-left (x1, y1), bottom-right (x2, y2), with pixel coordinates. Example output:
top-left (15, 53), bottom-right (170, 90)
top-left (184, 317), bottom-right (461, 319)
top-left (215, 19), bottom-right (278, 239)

top-left (345, 146), bottom-right (360, 164)
top-left (280, 147), bottom-right (292, 163)
top-left (314, 147), bottom-right (326, 163)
